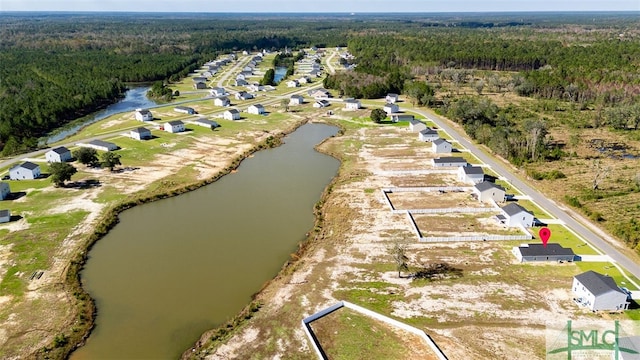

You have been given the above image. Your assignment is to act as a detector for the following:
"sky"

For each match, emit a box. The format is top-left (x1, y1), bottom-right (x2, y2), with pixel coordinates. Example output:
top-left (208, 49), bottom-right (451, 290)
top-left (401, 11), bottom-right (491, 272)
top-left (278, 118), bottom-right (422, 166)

top-left (1, 0), bottom-right (639, 13)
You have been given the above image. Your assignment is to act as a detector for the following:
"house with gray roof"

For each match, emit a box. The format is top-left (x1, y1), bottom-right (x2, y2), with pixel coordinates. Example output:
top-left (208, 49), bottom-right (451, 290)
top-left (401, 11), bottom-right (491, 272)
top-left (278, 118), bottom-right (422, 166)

top-left (498, 203), bottom-right (534, 227)
top-left (210, 87), bottom-right (226, 97)
top-left (0, 209), bottom-right (10, 223)
top-left (164, 120), bottom-right (185, 133)
top-left (512, 243), bottom-right (576, 262)
top-left (392, 114), bottom-right (414, 123)
top-left (573, 270), bottom-right (630, 311)
top-left (385, 93), bottom-right (399, 103)
top-left (194, 81), bottom-right (207, 90)
top-left (290, 94), bottom-right (304, 105)
top-left (193, 118), bottom-right (220, 129)
top-left (135, 108), bottom-right (153, 121)
top-left (344, 99), bottom-right (361, 110)
top-left (235, 91), bottom-right (254, 101)
top-left (432, 157), bottom-right (467, 168)
top-left (174, 106), bottom-right (196, 115)
top-left (419, 128), bottom-right (439, 142)
top-left (458, 165), bottom-right (485, 184)
top-left (223, 109), bottom-right (241, 121)
top-left (45, 146), bottom-right (72, 163)
top-left (80, 139), bottom-right (118, 152)
top-left (247, 104), bottom-right (266, 115)
top-left (383, 103), bottom-right (399, 114)
top-left (432, 138), bottom-right (452, 153)
top-left (0, 182), bottom-right (10, 200)
top-left (408, 119), bottom-right (427, 132)
top-left (234, 79), bottom-right (249, 87)
top-left (313, 100), bottom-right (330, 108)
top-left (9, 161), bottom-right (41, 180)
top-left (130, 127), bottom-right (152, 140)
top-left (214, 96), bottom-right (231, 107)
top-left (473, 181), bottom-right (506, 203)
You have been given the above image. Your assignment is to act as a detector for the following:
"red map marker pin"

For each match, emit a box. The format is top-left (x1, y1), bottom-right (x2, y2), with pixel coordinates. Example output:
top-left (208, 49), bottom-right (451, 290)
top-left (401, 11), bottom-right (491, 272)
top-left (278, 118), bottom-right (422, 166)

top-left (539, 227), bottom-right (551, 248)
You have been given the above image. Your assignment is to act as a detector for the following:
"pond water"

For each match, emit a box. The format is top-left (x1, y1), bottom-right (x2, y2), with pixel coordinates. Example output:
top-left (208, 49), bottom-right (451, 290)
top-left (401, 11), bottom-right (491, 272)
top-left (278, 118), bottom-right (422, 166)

top-left (274, 66), bottom-right (288, 83)
top-left (44, 86), bottom-right (156, 145)
top-left (71, 123), bottom-right (340, 359)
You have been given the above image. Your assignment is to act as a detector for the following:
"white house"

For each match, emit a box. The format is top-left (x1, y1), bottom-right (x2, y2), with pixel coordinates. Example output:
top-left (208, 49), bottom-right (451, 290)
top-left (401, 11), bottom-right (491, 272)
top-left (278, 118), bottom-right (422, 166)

top-left (174, 106), bottom-right (196, 115)
top-left (223, 109), bottom-right (241, 120)
top-left (473, 181), bottom-right (506, 203)
top-left (235, 91), bottom-right (254, 101)
top-left (286, 80), bottom-right (300, 88)
top-left (383, 103), bottom-right (399, 114)
top-left (193, 118), bottom-right (220, 129)
top-left (130, 127), bottom-right (152, 140)
top-left (308, 88), bottom-right (331, 98)
top-left (9, 161), bottom-right (41, 180)
top-left (313, 100), bottom-right (330, 108)
top-left (135, 108), bottom-right (153, 121)
top-left (408, 119), bottom-right (427, 132)
top-left (248, 84), bottom-right (264, 92)
top-left (298, 76), bottom-right (311, 84)
top-left (210, 87), bottom-right (226, 97)
top-left (214, 97), bottom-right (231, 107)
top-left (0, 209), bottom-right (10, 223)
top-left (573, 271), bottom-right (630, 312)
top-left (386, 93), bottom-right (399, 103)
top-left (512, 244), bottom-right (576, 263)
top-left (247, 104), bottom-right (266, 115)
top-left (164, 120), bottom-right (185, 133)
top-left (418, 128), bottom-right (439, 142)
top-left (458, 165), bottom-right (485, 184)
top-left (234, 79), bottom-right (249, 87)
top-left (498, 203), bottom-right (534, 228)
top-left (290, 94), bottom-right (304, 105)
top-left (45, 146), bottom-right (72, 163)
top-left (80, 139), bottom-right (118, 152)
top-left (432, 139), bottom-right (452, 153)
top-left (344, 99), bottom-right (361, 110)
top-left (0, 182), bottom-right (11, 200)
top-left (392, 114), bottom-right (414, 123)
top-left (432, 157), bottom-right (467, 167)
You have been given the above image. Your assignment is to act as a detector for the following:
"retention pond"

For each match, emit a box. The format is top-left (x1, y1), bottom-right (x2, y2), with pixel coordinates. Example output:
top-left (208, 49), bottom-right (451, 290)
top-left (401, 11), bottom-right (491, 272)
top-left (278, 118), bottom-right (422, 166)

top-left (72, 123), bottom-right (340, 359)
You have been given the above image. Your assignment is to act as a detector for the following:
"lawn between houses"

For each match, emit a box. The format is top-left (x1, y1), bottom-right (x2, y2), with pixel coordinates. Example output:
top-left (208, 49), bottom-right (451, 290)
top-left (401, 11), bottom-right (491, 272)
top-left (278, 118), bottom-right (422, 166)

top-left (189, 117), bottom-right (640, 360)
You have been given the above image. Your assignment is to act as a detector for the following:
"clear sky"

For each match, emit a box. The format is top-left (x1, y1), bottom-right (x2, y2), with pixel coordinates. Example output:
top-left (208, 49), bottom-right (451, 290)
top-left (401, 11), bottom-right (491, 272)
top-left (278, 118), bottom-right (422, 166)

top-left (1, 0), bottom-right (638, 13)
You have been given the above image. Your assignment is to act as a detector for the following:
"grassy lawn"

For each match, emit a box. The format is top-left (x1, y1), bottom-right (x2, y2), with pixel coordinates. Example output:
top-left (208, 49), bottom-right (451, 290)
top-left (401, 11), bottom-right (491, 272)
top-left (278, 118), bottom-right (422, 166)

top-left (544, 224), bottom-right (600, 255)
top-left (515, 199), bottom-right (552, 218)
top-left (576, 262), bottom-right (640, 291)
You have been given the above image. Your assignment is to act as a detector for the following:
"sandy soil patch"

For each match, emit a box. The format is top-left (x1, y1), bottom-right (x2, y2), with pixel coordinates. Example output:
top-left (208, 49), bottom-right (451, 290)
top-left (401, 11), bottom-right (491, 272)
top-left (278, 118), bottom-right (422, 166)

top-left (387, 189), bottom-right (494, 210)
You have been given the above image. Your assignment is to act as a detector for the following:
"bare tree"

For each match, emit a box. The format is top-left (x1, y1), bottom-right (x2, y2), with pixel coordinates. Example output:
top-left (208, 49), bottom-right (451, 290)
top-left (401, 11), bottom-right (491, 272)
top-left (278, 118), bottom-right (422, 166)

top-left (592, 159), bottom-right (610, 191)
top-left (390, 240), bottom-right (409, 278)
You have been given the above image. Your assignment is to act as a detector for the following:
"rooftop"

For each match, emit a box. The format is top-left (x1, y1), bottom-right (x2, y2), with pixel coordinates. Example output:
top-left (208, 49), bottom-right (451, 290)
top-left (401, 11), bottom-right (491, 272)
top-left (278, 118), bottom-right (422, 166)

top-left (575, 270), bottom-right (626, 296)
top-left (433, 156), bottom-right (466, 164)
top-left (502, 203), bottom-right (532, 217)
top-left (474, 181), bottom-right (505, 192)
top-left (517, 243), bottom-right (575, 257)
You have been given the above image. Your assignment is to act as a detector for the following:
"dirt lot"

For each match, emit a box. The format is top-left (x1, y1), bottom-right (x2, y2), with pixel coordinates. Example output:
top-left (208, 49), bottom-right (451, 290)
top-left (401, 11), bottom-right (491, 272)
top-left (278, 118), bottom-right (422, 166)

top-left (386, 190), bottom-right (493, 210)
top-left (190, 121), bottom-right (605, 360)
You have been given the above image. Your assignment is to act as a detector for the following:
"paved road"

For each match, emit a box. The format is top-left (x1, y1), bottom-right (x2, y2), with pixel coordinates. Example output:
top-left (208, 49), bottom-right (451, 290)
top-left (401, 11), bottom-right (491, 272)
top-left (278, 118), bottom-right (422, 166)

top-left (409, 107), bottom-right (640, 280)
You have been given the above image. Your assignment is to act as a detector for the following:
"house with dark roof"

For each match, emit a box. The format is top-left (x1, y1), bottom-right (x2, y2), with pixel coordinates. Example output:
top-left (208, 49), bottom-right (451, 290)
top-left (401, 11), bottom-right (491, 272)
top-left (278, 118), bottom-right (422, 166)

top-left (419, 128), bottom-right (440, 142)
top-left (385, 93), bottom-right (399, 103)
top-left (512, 243), bottom-right (576, 262)
top-left (9, 161), bottom-right (41, 180)
top-left (130, 127), bottom-right (152, 140)
top-left (0, 209), bottom-right (10, 223)
top-left (174, 106), bottom-right (196, 115)
top-left (473, 181), bottom-right (506, 203)
top-left (432, 157), bottom-right (468, 168)
top-left (383, 103), bottom-right (399, 114)
top-left (194, 81), bottom-right (207, 90)
top-left (498, 203), bottom-right (534, 227)
top-left (573, 270), bottom-right (630, 311)
top-left (432, 139), bottom-right (452, 153)
top-left (214, 96), bottom-right (230, 107)
top-left (0, 182), bottom-right (11, 200)
top-left (45, 146), bottom-right (72, 163)
top-left (308, 88), bottom-right (331, 98)
top-left (344, 99), bottom-right (361, 110)
top-left (234, 79), bottom-right (249, 87)
top-left (210, 87), bottom-right (226, 97)
top-left (391, 114), bottom-right (414, 123)
top-left (247, 104), bottom-right (266, 115)
top-left (408, 119), bottom-right (427, 132)
top-left (135, 108), bottom-right (153, 121)
top-left (235, 91), bottom-right (254, 101)
top-left (223, 109), bottom-right (241, 121)
top-left (193, 118), bottom-right (220, 129)
top-left (458, 165), bottom-right (485, 184)
top-left (290, 94), bottom-right (304, 105)
top-left (313, 100), bottom-right (330, 108)
top-left (164, 120), bottom-right (185, 133)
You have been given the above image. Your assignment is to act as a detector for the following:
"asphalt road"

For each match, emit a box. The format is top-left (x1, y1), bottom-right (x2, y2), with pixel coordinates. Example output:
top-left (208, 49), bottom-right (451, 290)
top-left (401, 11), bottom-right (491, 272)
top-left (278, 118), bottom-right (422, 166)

top-left (410, 106), bottom-right (640, 280)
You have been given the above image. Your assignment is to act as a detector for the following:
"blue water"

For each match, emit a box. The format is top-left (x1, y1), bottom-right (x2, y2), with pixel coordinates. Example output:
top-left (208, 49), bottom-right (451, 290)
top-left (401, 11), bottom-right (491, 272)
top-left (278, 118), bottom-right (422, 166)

top-left (274, 66), bottom-right (288, 83)
top-left (44, 86), bottom-right (156, 144)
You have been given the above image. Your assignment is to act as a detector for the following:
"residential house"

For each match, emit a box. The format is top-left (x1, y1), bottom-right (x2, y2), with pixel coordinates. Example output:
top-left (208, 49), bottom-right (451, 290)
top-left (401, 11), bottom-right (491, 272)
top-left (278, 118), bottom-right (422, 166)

top-left (242, 66), bottom-right (253, 72)
top-left (174, 106), bottom-right (196, 115)
top-left (418, 128), bottom-right (439, 142)
top-left (210, 87), bottom-right (226, 97)
top-left (573, 270), bottom-right (630, 311)
top-left (223, 109), bottom-right (241, 120)
top-left (240, 70), bottom-right (253, 77)
top-left (164, 120), bottom-right (185, 133)
top-left (193, 76), bottom-right (207, 83)
top-left (392, 114), bottom-right (414, 123)
top-left (194, 81), bottom-right (207, 90)
top-left (214, 97), bottom-right (231, 107)
top-left (9, 162), bottom-right (41, 180)
top-left (45, 146), bottom-right (72, 163)
top-left (236, 73), bottom-right (247, 80)
top-left (286, 80), bottom-right (300, 88)
top-left (458, 165), bottom-right (485, 184)
top-left (234, 79), bottom-right (249, 87)
top-left (313, 100), bottom-right (331, 108)
top-left (432, 139), bottom-right (452, 153)
top-left (308, 88), bottom-right (331, 98)
top-left (80, 139), bottom-right (118, 152)
top-left (248, 84), bottom-right (264, 92)
top-left (386, 93), bottom-right (399, 103)
top-left (290, 94), bottom-right (304, 105)
top-left (130, 127), bottom-right (152, 140)
top-left (383, 103), bottom-right (399, 114)
top-left (0, 209), bottom-right (10, 223)
top-left (135, 108), bottom-right (153, 121)
top-left (193, 118), bottom-right (220, 129)
top-left (473, 181), bottom-right (506, 203)
top-left (298, 76), bottom-right (311, 84)
top-left (498, 203), bottom-right (535, 228)
top-left (308, 69), bottom-right (322, 78)
top-left (235, 91), bottom-right (254, 101)
top-left (512, 244), bottom-right (576, 263)
top-left (344, 99), bottom-right (361, 110)
top-left (247, 104), bottom-right (266, 115)
top-left (202, 71), bottom-right (213, 78)
top-left (0, 182), bottom-right (11, 200)
top-left (408, 119), bottom-right (427, 132)
top-left (432, 157), bottom-right (468, 167)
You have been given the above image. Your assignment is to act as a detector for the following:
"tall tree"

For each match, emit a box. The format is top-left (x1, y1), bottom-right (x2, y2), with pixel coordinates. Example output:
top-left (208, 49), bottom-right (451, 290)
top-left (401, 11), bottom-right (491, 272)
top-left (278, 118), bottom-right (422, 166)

top-left (49, 162), bottom-right (77, 187)
top-left (101, 152), bottom-right (122, 172)
top-left (391, 241), bottom-right (409, 278)
top-left (73, 147), bottom-right (99, 167)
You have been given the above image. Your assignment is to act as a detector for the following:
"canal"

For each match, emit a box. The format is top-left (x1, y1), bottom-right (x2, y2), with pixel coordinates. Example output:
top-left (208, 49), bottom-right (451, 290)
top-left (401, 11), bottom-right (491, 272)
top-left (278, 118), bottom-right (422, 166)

top-left (71, 123), bottom-right (340, 359)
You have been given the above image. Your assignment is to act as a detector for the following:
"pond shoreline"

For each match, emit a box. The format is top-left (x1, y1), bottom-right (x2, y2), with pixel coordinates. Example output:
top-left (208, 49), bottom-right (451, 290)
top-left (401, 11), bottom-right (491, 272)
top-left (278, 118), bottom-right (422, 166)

top-left (52, 119), bottom-right (315, 359)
